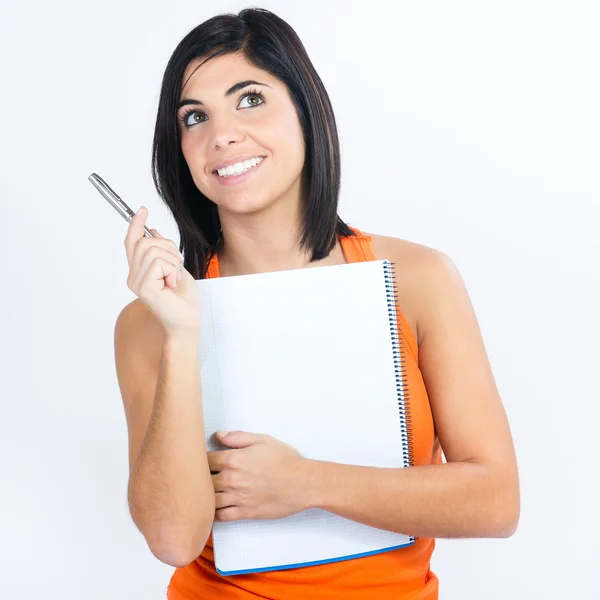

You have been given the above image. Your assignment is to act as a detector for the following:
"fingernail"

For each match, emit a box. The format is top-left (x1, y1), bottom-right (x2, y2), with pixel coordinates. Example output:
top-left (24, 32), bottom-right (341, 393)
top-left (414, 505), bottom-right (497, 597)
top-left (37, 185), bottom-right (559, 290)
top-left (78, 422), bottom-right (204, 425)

top-left (217, 430), bottom-right (228, 437)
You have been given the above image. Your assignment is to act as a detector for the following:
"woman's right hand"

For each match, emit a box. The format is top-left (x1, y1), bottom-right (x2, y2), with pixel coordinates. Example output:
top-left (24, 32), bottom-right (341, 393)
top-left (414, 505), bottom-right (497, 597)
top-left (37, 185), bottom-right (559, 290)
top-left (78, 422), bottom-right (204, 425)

top-left (125, 206), bottom-right (201, 337)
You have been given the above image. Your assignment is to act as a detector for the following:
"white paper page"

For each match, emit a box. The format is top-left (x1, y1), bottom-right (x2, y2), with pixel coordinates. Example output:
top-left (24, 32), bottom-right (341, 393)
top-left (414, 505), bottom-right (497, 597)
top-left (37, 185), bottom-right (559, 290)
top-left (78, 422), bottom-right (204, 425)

top-left (196, 260), bottom-right (413, 574)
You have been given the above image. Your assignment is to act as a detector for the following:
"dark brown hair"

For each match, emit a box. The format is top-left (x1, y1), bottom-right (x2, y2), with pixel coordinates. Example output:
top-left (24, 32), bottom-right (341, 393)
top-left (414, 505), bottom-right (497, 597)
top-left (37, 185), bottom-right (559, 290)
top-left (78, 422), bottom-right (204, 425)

top-left (151, 7), bottom-right (356, 279)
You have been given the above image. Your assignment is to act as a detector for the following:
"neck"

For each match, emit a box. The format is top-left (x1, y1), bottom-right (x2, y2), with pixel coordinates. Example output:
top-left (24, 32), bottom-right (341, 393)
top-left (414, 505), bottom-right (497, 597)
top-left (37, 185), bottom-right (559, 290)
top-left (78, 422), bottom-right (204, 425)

top-left (215, 182), bottom-right (320, 276)
top-left (217, 218), bottom-right (316, 277)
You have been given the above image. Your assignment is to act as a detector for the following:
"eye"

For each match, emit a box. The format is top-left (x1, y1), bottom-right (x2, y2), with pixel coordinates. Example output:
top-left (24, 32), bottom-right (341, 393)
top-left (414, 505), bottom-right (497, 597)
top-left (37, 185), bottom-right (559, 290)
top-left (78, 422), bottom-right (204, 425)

top-left (239, 90), bottom-right (264, 109)
top-left (179, 89), bottom-right (265, 129)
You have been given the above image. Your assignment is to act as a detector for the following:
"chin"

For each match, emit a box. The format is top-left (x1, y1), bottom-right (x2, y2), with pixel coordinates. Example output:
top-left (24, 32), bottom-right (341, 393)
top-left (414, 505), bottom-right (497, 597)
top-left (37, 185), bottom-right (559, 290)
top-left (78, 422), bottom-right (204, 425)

top-left (215, 192), bottom-right (275, 214)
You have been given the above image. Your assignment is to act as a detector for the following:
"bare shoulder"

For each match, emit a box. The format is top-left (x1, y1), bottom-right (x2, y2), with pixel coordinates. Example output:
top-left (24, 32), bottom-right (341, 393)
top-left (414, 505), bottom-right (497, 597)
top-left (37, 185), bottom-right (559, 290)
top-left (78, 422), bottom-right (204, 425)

top-left (364, 232), bottom-right (520, 535)
top-left (361, 231), bottom-right (451, 347)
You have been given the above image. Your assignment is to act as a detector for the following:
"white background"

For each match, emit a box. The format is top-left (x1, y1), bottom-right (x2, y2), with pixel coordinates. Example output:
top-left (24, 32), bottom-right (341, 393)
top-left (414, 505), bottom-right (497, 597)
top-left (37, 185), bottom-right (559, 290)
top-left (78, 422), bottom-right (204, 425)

top-left (1, 1), bottom-right (599, 598)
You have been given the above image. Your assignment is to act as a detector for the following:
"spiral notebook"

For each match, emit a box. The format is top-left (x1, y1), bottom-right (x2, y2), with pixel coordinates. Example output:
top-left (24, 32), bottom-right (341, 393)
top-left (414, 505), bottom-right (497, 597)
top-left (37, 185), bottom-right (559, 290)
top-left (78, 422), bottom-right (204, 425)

top-left (196, 259), bottom-right (414, 576)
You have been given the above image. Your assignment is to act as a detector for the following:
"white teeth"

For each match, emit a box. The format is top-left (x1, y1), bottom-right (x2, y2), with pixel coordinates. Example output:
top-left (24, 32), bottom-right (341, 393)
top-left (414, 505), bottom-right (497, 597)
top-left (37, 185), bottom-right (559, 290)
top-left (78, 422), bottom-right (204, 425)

top-left (217, 157), bottom-right (263, 177)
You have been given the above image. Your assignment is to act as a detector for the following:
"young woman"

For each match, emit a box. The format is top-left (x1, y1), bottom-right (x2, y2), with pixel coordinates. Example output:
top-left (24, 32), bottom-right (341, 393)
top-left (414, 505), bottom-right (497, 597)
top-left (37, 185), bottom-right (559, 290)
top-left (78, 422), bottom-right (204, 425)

top-left (114, 8), bottom-right (520, 599)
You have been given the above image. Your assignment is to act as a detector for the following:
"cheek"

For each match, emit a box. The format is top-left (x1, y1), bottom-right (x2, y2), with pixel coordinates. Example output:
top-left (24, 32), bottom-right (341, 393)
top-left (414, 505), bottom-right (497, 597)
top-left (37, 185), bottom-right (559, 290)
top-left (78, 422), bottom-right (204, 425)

top-left (180, 135), bottom-right (195, 165)
top-left (261, 123), bottom-right (304, 171)
top-left (180, 135), bottom-right (207, 184)
top-left (278, 113), bottom-right (305, 165)
top-left (282, 131), bottom-right (306, 175)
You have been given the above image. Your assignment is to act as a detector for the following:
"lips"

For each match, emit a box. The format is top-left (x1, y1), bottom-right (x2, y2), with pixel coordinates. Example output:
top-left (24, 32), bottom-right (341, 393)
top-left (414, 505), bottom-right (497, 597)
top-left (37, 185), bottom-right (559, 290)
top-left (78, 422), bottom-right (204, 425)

top-left (212, 156), bottom-right (267, 185)
top-left (211, 155), bottom-right (266, 174)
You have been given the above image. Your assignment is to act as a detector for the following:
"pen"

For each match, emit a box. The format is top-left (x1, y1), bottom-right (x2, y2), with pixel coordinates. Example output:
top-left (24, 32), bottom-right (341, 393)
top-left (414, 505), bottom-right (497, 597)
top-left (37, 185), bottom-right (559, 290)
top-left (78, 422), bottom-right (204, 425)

top-left (88, 172), bottom-right (155, 238)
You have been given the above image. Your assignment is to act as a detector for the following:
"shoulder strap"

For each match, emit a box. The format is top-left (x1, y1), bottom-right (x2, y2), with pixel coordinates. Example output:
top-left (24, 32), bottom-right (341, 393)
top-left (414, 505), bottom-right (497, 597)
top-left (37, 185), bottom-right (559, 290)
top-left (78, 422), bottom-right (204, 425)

top-left (339, 227), bottom-right (377, 262)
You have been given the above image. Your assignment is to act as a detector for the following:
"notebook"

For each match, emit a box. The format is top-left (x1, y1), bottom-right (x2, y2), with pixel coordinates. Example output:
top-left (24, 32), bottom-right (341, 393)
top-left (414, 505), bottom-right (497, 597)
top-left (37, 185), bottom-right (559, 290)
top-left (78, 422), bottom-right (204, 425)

top-left (195, 259), bottom-right (414, 576)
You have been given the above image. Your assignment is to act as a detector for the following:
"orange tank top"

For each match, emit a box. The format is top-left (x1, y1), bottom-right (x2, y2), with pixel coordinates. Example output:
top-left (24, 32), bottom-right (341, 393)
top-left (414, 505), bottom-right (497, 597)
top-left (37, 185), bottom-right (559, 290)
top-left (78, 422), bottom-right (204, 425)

top-left (167, 227), bottom-right (443, 599)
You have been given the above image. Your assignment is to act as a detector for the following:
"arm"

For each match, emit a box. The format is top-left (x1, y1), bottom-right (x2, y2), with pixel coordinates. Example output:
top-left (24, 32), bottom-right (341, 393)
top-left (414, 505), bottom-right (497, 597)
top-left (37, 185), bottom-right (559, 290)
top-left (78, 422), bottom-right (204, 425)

top-left (115, 300), bottom-right (215, 567)
top-left (301, 248), bottom-right (520, 538)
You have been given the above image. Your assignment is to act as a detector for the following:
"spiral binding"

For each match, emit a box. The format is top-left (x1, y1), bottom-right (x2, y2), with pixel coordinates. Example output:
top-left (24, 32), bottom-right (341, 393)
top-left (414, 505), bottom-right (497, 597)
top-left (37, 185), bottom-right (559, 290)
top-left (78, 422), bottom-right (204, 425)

top-left (382, 260), bottom-right (415, 469)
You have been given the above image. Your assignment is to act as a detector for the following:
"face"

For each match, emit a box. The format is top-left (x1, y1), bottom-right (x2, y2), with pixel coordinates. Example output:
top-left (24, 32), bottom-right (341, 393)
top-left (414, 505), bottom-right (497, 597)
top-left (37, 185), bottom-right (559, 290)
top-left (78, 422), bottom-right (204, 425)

top-left (177, 52), bottom-right (307, 218)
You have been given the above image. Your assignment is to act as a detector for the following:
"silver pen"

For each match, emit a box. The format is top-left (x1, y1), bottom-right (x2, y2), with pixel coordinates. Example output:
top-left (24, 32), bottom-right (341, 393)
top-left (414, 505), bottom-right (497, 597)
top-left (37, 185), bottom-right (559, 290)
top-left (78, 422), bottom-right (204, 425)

top-left (88, 172), bottom-right (155, 238)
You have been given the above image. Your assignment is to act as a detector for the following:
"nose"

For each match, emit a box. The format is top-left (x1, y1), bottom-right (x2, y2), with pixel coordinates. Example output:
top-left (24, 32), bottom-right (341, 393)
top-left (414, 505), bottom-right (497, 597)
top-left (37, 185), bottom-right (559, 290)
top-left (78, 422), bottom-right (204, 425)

top-left (209, 112), bottom-right (247, 150)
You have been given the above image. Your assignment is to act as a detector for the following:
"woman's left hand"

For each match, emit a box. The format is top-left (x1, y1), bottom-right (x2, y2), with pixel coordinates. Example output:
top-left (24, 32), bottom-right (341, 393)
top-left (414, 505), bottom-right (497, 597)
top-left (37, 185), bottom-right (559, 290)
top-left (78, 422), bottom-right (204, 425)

top-left (208, 430), bottom-right (313, 522)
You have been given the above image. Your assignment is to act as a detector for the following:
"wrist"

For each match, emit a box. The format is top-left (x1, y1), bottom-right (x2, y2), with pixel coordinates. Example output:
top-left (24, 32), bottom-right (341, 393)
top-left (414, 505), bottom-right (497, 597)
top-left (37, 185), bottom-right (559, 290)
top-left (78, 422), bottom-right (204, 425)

top-left (299, 458), bottom-right (327, 511)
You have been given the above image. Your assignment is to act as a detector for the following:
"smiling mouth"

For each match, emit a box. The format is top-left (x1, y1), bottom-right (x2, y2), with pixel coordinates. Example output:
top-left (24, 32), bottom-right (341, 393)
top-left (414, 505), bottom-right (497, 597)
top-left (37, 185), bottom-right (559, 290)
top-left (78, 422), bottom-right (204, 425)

top-left (212, 156), bottom-right (267, 176)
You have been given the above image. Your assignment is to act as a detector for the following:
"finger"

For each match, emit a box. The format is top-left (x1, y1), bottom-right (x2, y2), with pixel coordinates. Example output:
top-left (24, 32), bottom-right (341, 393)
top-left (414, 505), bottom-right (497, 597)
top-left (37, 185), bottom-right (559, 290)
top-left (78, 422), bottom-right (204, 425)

top-left (207, 449), bottom-right (235, 472)
top-left (165, 267), bottom-right (177, 290)
top-left (125, 208), bottom-right (183, 276)
top-left (163, 260), bottom-right (179, 291)
top-left (217, 430), bottom-right (267, 448)
top-left (207, 451), bottom-right (215, 472)
top-left (214, 492), bottom-right (236, 510)
top-left (147, 229), bottom-right (183, 263)
top-left (207, 450), bottom-right (228, 473)
top-left (211, 472), bottom-right (225, 492)
top-left (215, 506), bottom-right (242, 522)
top-left (130, 242), bottom-right (184, 289)
top-left (149, 230), bottom-right (185, 267)
top-left (124, 206), bottom-right (148, 266)
top-left (136, 255), bottom-right (180, 295)
top-left (130, 246), bottom-right (179, 289)
top-left (130, 234), bottom-right (184, 275)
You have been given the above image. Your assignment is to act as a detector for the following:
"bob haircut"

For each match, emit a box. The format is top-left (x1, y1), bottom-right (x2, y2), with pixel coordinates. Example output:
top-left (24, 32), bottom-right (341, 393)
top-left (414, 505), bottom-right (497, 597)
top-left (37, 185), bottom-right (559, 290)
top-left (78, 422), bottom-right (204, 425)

top-left (151, 7), bottom-right (356, 280)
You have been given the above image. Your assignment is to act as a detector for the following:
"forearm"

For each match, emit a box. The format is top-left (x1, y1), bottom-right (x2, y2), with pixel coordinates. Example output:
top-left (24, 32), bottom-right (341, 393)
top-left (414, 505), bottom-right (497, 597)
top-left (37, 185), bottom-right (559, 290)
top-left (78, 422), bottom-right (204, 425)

top-left (128, 333), bottom-right (215, 564)
top-left (303, 459), bottom-right (519, 539)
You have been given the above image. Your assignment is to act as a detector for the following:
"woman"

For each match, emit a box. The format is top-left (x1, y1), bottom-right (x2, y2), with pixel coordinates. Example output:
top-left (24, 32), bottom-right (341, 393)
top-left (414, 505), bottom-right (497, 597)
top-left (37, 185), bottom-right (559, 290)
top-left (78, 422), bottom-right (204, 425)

top-left (114, 8), bottom-right (520, 599)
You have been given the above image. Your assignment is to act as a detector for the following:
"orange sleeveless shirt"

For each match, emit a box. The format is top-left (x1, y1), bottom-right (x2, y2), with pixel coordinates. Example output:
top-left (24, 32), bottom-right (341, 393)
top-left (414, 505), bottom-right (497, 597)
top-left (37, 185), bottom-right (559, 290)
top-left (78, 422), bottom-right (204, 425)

top-left (167, 227), bottom-right (443, 599)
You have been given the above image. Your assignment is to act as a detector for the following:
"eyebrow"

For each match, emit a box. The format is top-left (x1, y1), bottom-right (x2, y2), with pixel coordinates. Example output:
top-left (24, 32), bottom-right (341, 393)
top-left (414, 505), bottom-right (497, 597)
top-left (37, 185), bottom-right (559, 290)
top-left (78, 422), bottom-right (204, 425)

top-left (177, 80), bottom-right (271, 111)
